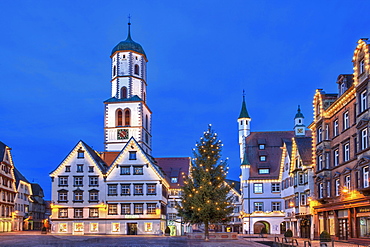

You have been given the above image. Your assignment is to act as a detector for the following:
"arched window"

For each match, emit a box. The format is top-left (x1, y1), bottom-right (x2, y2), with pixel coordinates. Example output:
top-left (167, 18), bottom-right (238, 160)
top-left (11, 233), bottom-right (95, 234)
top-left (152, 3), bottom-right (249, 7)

top-left (121, 87), bottom-right (127, 99)
top-left (134, 64), bottom-right (139, 75)
top-left (125, 109), bottom-right (130, 126)
top-left (145, 115), bottom-right (149, 130)
top-left (113, 65), bottom-right (116, 77)
top-left (116, 109), bottom-right (123, 126)
top-left (143, 92), bottom-right (146, 102)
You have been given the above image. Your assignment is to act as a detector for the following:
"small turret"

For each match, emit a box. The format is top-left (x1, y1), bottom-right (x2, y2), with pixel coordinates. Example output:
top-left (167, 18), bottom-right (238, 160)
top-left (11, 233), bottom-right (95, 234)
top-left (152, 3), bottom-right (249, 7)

top-left (238, 92), bottom-right (251, 160)
top-left (294, 105), bottom-right (305, 137)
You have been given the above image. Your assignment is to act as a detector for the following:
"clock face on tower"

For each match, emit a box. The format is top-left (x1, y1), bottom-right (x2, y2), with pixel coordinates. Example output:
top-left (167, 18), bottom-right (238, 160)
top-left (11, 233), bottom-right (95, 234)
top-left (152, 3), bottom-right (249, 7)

top-left (297, 128), bottom-right (303, 133)
top-left (117, 129), bottom-right (129, 140)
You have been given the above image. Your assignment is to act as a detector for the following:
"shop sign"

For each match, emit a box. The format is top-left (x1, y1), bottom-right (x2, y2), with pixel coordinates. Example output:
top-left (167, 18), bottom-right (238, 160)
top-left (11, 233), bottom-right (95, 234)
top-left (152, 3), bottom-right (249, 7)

top-left (359, 207), bottom-right (370, 213)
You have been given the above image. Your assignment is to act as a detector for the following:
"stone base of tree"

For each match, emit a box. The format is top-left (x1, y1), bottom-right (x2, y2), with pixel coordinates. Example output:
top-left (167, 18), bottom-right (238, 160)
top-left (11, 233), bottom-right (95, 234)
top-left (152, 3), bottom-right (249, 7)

top-left (187, 233), bottom-right (238, 240)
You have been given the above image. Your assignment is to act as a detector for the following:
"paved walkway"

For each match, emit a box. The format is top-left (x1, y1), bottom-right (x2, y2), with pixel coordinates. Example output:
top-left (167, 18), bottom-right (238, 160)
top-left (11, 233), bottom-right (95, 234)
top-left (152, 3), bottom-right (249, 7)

top-left (1, 232), bottom-right (370, 246)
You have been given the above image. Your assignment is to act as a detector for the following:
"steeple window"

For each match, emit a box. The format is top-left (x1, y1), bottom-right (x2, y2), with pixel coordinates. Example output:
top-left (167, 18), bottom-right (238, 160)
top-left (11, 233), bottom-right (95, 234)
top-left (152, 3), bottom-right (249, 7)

top-left (121, 87), bottom-right (127, 99)
top-left (113, 65), bottom-right (116, 77)
top-left (134, 64), bottom-right (139, 75)
top-left (124, 109), bottom-right (131, 126)
top-left (145, 115), bottom-right (148, 129)
top-left (116, 110), bottom-right (123, 126)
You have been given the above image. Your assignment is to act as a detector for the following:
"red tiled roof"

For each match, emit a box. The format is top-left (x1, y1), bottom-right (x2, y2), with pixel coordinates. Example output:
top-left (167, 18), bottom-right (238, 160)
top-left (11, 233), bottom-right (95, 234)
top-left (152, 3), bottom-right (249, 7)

top-left (101, 151), bottom-right (120, 166)
top-left (246, 131), bottom-right (295, 179)
top-left (155, 157), bottom-right (191, 189)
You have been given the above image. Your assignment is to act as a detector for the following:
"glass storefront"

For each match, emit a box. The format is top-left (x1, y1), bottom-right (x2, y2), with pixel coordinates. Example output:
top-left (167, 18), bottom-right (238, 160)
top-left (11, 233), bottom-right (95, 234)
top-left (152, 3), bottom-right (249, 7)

top-left (359, 217), bottom-right (370, 237)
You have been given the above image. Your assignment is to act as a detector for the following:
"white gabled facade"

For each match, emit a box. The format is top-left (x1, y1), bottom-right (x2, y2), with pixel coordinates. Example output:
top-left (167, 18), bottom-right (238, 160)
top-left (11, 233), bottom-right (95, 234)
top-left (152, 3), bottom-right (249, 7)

top-left (13, 172), bottom-right (32, 231)
top-left (50, 24), bottom-right (172, 235)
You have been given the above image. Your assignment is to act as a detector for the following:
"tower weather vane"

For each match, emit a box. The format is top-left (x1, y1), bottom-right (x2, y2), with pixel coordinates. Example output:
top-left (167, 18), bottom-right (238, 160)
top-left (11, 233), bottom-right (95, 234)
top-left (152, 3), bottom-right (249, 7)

top-left (128, 14), bottom-right (131, 24)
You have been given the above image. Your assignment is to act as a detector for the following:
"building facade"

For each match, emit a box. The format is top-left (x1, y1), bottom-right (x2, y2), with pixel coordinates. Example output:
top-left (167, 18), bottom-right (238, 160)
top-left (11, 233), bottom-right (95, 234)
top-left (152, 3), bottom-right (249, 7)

top-left (280, 108), bottom-right (314, 238)
top-left (310, 38), bottom-right (370, 240)
top-left (0, 142), bottom-right (16, 232)
top-left (50, 23), bottom-right (192, 235)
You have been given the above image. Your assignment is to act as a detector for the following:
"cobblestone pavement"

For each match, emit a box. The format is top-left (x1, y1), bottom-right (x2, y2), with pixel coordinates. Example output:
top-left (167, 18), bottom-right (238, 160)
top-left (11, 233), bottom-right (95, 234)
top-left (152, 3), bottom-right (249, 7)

top-left (0, 232), bottom-right (268, 247)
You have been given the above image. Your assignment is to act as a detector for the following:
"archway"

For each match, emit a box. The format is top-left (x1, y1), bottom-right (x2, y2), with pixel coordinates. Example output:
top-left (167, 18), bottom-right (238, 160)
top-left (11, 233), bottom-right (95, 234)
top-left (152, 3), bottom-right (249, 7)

top-left (254, 221), bottom-right (270, 234)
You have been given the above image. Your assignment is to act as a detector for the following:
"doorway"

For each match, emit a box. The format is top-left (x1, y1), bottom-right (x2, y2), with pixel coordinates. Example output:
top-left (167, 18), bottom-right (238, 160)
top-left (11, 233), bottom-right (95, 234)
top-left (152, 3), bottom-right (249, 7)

top-left (338, 219), bottom-right (348, 240)
top-left (254, 221), bottom-right (270, 234)
top-left (300, 219), bottom-right (311, 239)
top-left (127, 223), bottom-right (137, 235)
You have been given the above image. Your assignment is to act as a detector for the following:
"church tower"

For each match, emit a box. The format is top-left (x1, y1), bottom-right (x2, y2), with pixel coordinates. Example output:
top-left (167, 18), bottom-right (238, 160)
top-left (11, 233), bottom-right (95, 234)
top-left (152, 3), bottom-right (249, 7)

top-left (294, 105), bottom-right (305, 137)
top-left (104, 22), bottom-right (152, 154)
top-left (237, 93), bottom-right (251, 161)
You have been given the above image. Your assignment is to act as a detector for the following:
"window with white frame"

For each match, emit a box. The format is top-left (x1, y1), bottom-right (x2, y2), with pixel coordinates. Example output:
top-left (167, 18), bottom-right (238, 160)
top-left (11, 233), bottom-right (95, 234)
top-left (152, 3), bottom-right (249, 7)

top-left (89, 190), bottom-right (98, 202)
top-left (234, 206), bottom-right (240, 213)
top-left (318, 155), bottom-right (323, 170)
top-left (134, 184), bottom-right (143, 195)
top-left (362, 128), bottom-right (368, 150)
top-left (364, 166), bottom-right (369, 188)
top-left (335, 179), bottom-right (340, 196)
top-left (77, 164), bottom-right (83, 172)
top-left (300, 193), bottom-right (306, 205)
top-left (318, 127), bottom-right (322, 143)
top-left (327, 181), bottom-right (331, 197)
top-left (89, 176), bottom-right (98, 187)
top-left (360, 59), bottom-right (365, 74)
top-left (258, 168), bottom-right (269, 174)
top-left (272, 202), bottom-right (280, 211)
top-left (59, 208), bottom-right (68, 218)
top-left (121, 184), bottom-right (130, 196)
top-left (58, 191), bottom-right (68, 202)
top-left (74, 208), bottom-right (83, 218)
top-left (147, 184), bottom-right (156, 195)
top-left (334, 149), bottom-right (339, 166)
top-left (74, 176), bottom-right (83, 186)
top-left (334, 120), bottom-right (339, 136)
top-left (59, 176), bottom-right (68, 186)
top-left (325, 152), bottom-right (330, 169)
top-left (299, 173), bottom-right (304, 184)
top-left (253, 183), bottom-right (263, 194)
top-left (345, 175), bottom-right (351, 190)
top-left (344, 143), bottom-right (350, 162)
top-left (319, 183), bottom-right (324, 198)
top-left (361, 90), bottom-right (367, 112)
top-left (259, 156), bottom-right (266, 162)
top-left (343, 111), bottom-right (349, 130)
top-left (73, 191), bottom-right (83, 202)
top-left (254, 202), bottom-right (263, 211)
top-left (168, 213), bottom-right (177, 220)
top-left (325, 124), bottom-right (329, 140)
top-left (134, 204), bottom-right (143, 214)
top-left (147, 203), bottom-right (156, 214)
top-left (108, 204), bottom-right (118, 215)
top-left (108, 184), bottom-right (118, 196)
top-left (89, 208), bottom-right (99, 218)
top-left (271, 183), bottom-right (280, 192)
top-left (121, 204), bottom-right (131, 215)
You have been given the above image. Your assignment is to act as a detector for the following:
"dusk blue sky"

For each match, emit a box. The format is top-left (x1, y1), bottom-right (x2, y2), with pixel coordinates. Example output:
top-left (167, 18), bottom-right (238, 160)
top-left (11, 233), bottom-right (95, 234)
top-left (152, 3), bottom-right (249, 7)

top-left (1, 1), bottom-right (370, 199)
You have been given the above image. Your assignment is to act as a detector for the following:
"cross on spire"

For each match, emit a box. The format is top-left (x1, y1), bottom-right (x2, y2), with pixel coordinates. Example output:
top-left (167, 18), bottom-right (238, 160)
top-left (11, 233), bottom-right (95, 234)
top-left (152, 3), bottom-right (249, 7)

top-left (128, 14), bottom-right (132, 25)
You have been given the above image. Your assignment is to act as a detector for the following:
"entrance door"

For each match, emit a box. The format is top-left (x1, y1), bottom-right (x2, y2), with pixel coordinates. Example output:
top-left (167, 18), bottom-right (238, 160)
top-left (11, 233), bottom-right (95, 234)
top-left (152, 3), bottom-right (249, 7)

top-left (127, 223), bottom-right (137, 235)
top-left (300, 220), bottom-right (310, 239)
top-left (338, 219), bottom-right (348, 240)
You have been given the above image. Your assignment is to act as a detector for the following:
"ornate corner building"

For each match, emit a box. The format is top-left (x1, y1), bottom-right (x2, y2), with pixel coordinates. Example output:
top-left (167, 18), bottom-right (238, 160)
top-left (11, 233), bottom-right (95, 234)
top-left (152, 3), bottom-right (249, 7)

top-left (309, 38), bottom-right (370, 240)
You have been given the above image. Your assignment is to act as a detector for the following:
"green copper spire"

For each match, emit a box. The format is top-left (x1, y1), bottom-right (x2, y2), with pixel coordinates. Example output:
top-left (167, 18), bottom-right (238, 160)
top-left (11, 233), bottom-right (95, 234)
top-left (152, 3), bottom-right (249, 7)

top-left (241, 151), bottom-right (250, 165)
top-left (295, 105), bottom-right (304, 119)
top-left (238, 92), bottom-right (250, 119)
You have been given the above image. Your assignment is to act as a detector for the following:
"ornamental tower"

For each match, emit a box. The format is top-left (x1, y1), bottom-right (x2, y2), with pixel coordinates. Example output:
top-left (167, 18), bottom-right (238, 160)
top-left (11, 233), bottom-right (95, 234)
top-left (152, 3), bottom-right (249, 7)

top-left (294, 105), bottom-right (305, 137)
top-left (237, 93), bottom-right (251, 161)
top-left (104, 22), bottom-right (152, 154)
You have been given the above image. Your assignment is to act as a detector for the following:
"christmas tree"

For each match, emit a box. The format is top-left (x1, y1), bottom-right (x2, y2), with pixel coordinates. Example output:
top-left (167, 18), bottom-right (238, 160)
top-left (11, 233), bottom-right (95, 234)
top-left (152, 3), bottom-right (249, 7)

top-left (177, 125), bottom-right (234, 240)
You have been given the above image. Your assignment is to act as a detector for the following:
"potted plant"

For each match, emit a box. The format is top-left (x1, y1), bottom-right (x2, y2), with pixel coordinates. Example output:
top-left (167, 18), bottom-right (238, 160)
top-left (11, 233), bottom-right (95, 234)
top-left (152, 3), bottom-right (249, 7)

top-left (320, 230), bottom-right (331, 243)
top-left (284, 229), bottom-right (293, 243)
top-left (164, 226), bottom-right (171, 236)
top-left (41, 226), bottom-right (47, 234)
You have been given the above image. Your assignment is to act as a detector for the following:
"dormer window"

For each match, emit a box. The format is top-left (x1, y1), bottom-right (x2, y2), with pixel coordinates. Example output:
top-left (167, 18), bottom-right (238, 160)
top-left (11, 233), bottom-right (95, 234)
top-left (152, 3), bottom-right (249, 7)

top-left (259, 144), bottom-right (265, 150)
top-left (340, 82), bottom-right (347, 95)
top-left (171, 177), bottom-right (178, 183)
top-left (258, 168), bottom-right (269, 174)
top-left (259, 156), bottom-right (266, 162)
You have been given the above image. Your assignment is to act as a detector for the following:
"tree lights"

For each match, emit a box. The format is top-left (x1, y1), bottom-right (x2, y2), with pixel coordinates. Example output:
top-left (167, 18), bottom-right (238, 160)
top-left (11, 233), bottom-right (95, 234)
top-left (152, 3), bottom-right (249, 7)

top-left (177, 125), bottom-right (234, 241)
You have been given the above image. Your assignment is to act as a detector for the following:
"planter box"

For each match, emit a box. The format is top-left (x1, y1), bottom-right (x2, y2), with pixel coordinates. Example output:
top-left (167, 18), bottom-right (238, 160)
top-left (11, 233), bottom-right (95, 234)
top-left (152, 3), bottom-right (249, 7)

top-left (187, 232), bottom-right (238, 240)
